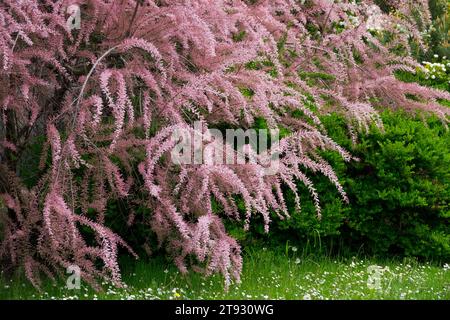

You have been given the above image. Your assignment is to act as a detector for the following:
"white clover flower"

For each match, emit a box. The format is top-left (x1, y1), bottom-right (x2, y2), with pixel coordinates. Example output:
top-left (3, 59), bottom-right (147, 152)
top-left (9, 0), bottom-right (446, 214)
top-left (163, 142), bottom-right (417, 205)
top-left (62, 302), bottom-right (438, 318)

top-left (303, 293), bottom-right (312, 300)
top-left (291, 246), bottom-right (298, 252)
top-left (431, 75), bottom-right (436, 79)
top-left (295, 258), bottom-right (301, 264)
top-left (434, 54), bottom-right (439, 58)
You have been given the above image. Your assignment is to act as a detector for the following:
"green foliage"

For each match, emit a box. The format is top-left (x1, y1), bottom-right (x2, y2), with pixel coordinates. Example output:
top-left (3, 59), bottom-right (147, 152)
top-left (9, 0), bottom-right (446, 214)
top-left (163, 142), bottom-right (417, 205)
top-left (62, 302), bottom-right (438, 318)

top-left (344, 112), bottom-right (449, 260)
top-left (16, 135), bottom-right (48, 188)
top-left (375, 0), bottom-right (449, 60)
top-left (416, 55), bottom-right (450, 91)
top-left (259, 111), bottom-right (450, 261)
top-left (395, 54), bottom-right (450, 103)
top-left (298, 71), bottom-right (336, 87)
top-left (395, 68), bottom-right (450, 93)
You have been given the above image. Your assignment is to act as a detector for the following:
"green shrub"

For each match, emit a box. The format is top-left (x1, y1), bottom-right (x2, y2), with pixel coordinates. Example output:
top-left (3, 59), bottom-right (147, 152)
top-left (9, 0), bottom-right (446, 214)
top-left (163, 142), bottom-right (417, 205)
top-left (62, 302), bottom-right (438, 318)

top-left (259, 111), bottom-right (450, 261)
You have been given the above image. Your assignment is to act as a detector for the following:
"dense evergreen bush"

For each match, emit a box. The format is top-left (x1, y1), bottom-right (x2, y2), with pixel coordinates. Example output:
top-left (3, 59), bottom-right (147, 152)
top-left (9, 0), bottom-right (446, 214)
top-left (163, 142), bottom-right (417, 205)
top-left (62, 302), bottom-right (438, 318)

top-left (257, 111), bottom-right (449, 261)
top-left (1, 0), bottom-right (448, 288)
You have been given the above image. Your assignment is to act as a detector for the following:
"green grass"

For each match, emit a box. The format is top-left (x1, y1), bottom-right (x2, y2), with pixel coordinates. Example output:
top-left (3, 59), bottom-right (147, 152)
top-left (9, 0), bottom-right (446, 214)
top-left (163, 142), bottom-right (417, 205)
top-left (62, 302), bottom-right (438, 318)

top-left (1, 249), bottom-right (449, 300)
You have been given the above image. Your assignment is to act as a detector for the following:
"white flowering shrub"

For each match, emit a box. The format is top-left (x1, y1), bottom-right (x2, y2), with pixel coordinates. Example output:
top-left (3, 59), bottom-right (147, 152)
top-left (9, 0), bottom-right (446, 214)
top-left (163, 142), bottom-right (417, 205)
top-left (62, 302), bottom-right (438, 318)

top-left (421, 55), bottom-right (450, 84)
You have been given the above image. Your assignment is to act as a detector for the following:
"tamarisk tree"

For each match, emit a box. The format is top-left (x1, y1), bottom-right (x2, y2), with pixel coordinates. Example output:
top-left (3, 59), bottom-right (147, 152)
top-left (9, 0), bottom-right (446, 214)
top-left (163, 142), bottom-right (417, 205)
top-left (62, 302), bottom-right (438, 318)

top-left (0, 0), bottom-right (448, 289)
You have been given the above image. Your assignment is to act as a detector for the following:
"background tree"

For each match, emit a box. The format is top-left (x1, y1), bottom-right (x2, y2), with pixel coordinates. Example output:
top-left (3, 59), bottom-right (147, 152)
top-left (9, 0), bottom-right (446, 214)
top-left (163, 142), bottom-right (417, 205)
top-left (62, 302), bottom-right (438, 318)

top-left (0, 0), bottom-right (448, 289)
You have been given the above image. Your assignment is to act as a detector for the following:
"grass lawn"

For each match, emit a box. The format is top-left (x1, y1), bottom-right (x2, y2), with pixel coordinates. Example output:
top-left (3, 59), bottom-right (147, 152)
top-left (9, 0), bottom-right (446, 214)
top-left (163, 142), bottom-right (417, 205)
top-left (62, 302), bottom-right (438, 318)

top-left (1, 248), bottom-right (449, 300)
